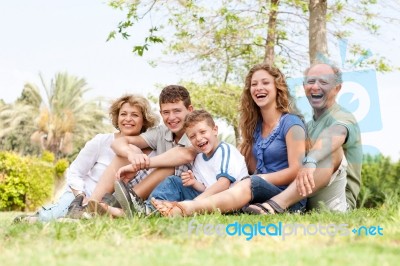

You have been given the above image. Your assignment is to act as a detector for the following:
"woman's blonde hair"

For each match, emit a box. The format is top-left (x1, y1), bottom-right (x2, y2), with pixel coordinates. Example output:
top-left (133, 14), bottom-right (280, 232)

top-left (109, 94), bottom-right (159, 133)
top-left (238, 63), bottom-right (300, 166)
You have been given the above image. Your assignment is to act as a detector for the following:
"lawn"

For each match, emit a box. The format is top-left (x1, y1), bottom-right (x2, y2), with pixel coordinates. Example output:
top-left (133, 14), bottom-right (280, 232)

top-left (1, 206), bottom-right (399, 266)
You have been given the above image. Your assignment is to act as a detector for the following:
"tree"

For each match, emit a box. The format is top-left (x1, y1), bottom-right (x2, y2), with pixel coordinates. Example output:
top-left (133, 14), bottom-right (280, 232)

top-left (309, 0), bottom-right (328, 63)
top-left (0, 72), bottom-right (110, 158)
top-left (108, 0), bottom-right (308, 82)
top-left (107, 0), bottom-right (399, 138)
top-left (108, 0), bottom-right (398, 74)
top-left (264, 0), bottom-right (280, 64)
top-left (185, 82), bottom-right (242, 144)
top-left (0, 87), bottom-right (42, 155)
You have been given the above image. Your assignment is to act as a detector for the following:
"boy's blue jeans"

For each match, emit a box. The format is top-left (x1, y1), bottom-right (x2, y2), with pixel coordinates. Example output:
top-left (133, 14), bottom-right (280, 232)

top-left (145, 175), bottom-right (201, 210)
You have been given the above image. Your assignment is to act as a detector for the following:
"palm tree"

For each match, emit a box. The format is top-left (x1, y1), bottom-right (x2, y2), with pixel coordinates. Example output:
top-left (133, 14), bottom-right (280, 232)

top-left (1, 72), bottom-right (111, 158)
top-left (0, 85), bottom-right (42, 154)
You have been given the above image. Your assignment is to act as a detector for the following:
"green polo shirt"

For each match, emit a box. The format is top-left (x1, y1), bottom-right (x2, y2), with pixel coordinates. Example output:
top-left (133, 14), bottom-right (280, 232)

top-left (307, 103), bottom-right (362, 209)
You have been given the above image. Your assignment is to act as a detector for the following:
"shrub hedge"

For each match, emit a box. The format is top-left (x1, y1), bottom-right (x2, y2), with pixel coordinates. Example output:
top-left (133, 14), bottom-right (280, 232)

top-left (0, 151), bottom-right (68, 211)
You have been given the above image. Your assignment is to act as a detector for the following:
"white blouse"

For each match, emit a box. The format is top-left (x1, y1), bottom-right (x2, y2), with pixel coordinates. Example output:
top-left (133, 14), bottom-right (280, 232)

top-left (66, 133), bottom-right (116, 197)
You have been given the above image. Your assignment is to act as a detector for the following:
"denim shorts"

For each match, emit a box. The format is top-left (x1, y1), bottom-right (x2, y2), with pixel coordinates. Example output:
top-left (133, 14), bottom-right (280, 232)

top-left (244, 175), bottom-right (306, 213)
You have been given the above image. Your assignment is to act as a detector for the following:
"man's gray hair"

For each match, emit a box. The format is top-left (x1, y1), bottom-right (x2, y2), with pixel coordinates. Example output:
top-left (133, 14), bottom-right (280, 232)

top-left (304, 63), bottom-right (343, 84)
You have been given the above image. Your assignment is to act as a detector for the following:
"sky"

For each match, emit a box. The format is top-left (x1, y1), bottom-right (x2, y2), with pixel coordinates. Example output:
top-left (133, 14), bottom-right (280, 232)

top-left (0, 0), bottom-right (399, 161)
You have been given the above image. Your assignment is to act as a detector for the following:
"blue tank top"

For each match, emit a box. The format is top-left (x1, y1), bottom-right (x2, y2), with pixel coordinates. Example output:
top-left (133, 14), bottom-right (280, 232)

top-left (252, 113), bottom-right (305, 176)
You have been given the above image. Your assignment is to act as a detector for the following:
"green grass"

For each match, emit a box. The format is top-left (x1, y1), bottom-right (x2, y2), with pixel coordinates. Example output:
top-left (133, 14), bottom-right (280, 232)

top-left (1, 206), bottom-right (399, 266)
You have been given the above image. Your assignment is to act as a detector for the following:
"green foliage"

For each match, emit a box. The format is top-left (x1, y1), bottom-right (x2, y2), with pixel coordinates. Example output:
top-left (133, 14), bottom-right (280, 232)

top-left (54, 158), bottom-right (69, 178)
top-left (107, 0), bottom-right (163, 56)
top-left (0, 124), bottom-right (41, 156)
top-left (0, 94), bottom-right (41, 155)
top-left (0, 152), bottom-right (55, 211)
top-left (185, 82), bottom-right (241, 128)
top-left (328, 0), bottom-right (398, 71)
top-left (41, 150), bottom-right (55, 163)
top-left (358, 154), bottom-right (400, 208)
top-left (108, 0), bottom-right (399, 81)
top-left (0, 72), bottom-right (111, 159)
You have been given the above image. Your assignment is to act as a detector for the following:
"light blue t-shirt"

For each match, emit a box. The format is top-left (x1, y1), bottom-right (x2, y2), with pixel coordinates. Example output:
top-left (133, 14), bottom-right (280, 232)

top-left (252, 113), bottom-right (305, 176)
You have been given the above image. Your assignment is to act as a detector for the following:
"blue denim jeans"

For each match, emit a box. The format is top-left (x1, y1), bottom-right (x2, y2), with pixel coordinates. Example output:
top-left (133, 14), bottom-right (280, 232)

top-left (37, 190), bottom-right (75, 221)
top-left (246, 175), bottom-right (306, 213)
top-left (145, 175), bottom-right (201, 210)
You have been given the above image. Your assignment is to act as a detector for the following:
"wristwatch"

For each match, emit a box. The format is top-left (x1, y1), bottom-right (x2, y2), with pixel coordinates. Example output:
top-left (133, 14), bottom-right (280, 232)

top-left (302, 156), bottom-right (317, 167)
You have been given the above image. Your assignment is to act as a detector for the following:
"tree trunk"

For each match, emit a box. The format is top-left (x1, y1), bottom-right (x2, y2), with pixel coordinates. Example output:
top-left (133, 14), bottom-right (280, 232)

top-left (309, 0), bottom-right (328, 64)
top-left (264, 0), bottom-right (280, 64)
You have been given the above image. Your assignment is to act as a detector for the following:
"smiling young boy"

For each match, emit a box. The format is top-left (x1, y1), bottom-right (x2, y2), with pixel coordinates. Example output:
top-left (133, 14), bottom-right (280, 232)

top-left (116, 109), bottom-right (249, 216)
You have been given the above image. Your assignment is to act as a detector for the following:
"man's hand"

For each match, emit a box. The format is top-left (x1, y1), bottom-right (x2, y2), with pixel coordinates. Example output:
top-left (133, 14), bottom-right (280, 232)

top-left (115, 164), bottom-right (138, 183)
top-left (296, 165), bottom-right (316, 197)
top-left (127, 151), bottom-right (150, 171)
top-left (181, 170), bottom-right (196, 187)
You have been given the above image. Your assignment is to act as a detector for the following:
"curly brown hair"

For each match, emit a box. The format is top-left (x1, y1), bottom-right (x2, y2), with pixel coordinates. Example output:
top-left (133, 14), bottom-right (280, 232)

top-left (238, 63), bottom-right (300, 167)
top-left (109, 94), bottom-right (159, 133)
top-left (159, 85), bottom-right (191, 108)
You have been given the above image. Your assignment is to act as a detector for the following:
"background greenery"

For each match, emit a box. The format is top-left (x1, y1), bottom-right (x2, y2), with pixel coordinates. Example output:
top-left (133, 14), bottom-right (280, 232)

top-left (0, 151), bottom-right (68, 211)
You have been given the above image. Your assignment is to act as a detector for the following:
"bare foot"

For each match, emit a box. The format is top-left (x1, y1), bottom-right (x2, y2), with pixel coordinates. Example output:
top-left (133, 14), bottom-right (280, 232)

top-left (106, 205), bottom-right (125, 217)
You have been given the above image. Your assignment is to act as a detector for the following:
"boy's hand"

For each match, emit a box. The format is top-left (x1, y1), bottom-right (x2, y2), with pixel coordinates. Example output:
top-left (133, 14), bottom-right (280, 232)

top-left (127, 151), bottom-right (150, 171)
top-left (181, 170), bottom-right (195, 187)
top-left (115, 164), bottom-right (137, 183)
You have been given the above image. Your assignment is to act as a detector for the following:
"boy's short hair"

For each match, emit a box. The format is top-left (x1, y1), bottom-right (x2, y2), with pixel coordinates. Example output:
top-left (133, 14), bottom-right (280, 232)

top-left (159, 85), bottom-right (191, 108)
top-left (184, 109), bottom-right (215, 129)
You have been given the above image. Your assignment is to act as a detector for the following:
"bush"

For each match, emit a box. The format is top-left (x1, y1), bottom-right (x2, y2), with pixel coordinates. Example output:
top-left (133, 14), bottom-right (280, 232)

top-left (54, 158), bottom-right (69, 178)
top-left (357, 154), bottom-right (400, 208)
top-left (41, 150), bottom-right (55, 163)
top-left (0, 151), bottom-right (55, 211)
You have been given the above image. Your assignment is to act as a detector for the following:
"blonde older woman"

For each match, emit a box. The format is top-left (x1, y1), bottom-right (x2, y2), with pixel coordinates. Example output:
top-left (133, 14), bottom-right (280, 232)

top-left (14, 94), bottom-right (158, 222)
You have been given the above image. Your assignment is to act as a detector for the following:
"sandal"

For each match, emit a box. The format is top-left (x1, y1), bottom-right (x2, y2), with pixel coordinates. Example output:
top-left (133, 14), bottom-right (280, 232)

top-left (266, 199), bottom-right (285, 213)
top-left (242, 203), bottom-right (272, 215)
top-left (242, 200), bottom-right (285, 215)
top-left (150, 198), bottom-right (187, 217)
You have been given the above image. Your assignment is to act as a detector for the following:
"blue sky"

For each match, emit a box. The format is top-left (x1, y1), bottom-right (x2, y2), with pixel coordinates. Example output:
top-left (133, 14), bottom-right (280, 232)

top-left (0, 0), bottom-right (399, 160)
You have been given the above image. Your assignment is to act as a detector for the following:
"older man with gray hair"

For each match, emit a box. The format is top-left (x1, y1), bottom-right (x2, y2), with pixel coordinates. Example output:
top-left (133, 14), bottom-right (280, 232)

top-left (249, 63), bottom-right (362, 213)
